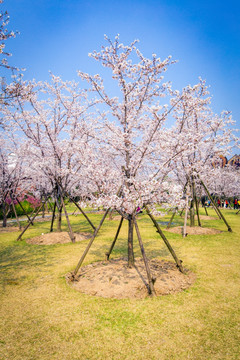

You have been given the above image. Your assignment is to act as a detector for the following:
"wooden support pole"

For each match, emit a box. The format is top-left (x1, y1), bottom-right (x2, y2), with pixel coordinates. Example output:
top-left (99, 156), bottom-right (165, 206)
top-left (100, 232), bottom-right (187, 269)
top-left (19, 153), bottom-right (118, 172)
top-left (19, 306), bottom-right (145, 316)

top-left (72, 208), bottom-right (110, 278)
top-left (134, 218), bottom-right (156, 296)
top-left (105, 216), bottom-right (124, 260)
top-left (16, 198), bottom-right (33, 225)
top-left (69, 196), bottom-right (96, 231)
top-left (144, 205), bottom-right (184, 273)
top-left (16, 201), bottom-right (47, 241)
top-left (166, 207), bottom-right (177, 229)
top-left (199, 178), bottom-right (232, 232)
top-left (50, 201), bottom-right (57, 232)
top-left (60, 194), bottom-right (75, 243)
top-left (10, 197), bottom-right (21, 230)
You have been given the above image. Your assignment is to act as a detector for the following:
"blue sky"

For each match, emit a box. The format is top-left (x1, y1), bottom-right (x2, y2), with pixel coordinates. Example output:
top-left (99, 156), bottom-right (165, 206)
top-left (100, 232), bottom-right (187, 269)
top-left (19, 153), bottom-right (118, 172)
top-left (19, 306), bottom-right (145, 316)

top-left (4, 0), bottom-right (240, 150)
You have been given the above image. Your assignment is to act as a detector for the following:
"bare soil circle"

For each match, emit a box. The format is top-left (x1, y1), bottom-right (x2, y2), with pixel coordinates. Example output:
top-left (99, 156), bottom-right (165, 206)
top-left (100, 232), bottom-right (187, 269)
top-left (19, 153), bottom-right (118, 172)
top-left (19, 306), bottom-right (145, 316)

top-left (0, 225), bottom-right (20, 233)
top-left (199, 215), bottom-right (218, 220)
top-left (67, 257), bottom-right (196, 299)
top-left (166, 226), bottom-right (221, 235)
top-left (26, 231), bottom-right (92, 245)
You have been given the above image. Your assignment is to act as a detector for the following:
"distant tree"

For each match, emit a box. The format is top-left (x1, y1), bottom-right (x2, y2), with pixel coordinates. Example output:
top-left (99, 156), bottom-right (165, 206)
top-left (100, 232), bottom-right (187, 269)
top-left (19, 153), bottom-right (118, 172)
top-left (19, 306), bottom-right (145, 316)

top-left (0, 134), bottom-right (28, 227)
top-left (170, 79), bottom-right (237, 229)
top-left (3, 74), bottom-right (97, 239)
top-left (0, 0), bottom-right (23, 124)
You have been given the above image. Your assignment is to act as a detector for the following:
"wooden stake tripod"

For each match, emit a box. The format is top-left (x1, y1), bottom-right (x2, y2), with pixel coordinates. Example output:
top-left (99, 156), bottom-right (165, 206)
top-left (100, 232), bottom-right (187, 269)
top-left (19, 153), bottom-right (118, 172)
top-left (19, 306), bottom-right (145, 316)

top-left (175, 175), bottom-right (232, 235)
top-left (16, 189), bottom-right (97, 242)
top-left (71, 205), bottom-right (184, 297)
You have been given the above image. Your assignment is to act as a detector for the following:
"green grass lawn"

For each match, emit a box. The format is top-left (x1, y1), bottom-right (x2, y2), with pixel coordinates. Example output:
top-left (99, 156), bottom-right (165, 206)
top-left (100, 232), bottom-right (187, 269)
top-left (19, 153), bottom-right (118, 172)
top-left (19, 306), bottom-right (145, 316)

top-left (0, 207), bottom-right (239, 359)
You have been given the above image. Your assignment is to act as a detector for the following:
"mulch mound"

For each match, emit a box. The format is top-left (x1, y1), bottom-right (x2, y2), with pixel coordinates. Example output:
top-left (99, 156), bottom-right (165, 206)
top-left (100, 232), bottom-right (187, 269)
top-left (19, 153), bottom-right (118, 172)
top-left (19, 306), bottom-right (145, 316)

top-left (166, 226), bottom-right (221, 235)
top-left (68, 257), bottom-right (196, 299)
top-left (0, 226), bottom-right (20, 233)
top-left (26, 231), bottom-right (92, 245)
top-left (199, 215), bottom-right (218, 220)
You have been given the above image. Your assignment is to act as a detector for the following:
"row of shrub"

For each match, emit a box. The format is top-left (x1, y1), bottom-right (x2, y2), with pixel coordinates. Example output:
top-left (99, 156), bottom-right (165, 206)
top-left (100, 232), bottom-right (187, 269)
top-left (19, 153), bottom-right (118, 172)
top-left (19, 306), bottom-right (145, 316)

top-left (0, 196), bottom-right (42, 220)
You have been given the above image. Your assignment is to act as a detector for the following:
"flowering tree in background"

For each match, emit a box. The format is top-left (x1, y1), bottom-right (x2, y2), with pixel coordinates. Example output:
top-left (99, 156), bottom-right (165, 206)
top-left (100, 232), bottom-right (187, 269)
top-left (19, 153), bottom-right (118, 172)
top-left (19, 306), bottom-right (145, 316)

top-left (3, 74), bottom-right (97, 241)
top-left (205, 165), bottom-right (240, 201)
top-left (0, 134), bottom-right (28, 227)
top-left (170, 79), bottom-right (237, 232)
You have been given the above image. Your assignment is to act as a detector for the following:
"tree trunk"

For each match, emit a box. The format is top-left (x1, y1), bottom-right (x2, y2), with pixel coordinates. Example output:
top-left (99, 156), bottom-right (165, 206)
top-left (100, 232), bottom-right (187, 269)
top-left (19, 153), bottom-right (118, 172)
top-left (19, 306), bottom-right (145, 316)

top-left (183, 196), bottom-right (189, 238)
top-left (192, 177), bottom-right (201, 227)
top-left (2, 201), bottom-right (7, 227)
top-left (57, 204), bottom-right (63, 232)
top-left (128, 215), bottom-right (135, 267)
top-left (42, 200), bottom-right (45, 218)
top-left (189, 198), bottom-right (195, 227)
top-left (50, 201), bottom-right (56, 232)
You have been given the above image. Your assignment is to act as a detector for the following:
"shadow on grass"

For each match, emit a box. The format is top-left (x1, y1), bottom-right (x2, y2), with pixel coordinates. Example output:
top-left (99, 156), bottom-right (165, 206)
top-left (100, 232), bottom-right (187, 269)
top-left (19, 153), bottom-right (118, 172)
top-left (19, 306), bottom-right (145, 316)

top-left (0, 242), bottom-right (55, 285)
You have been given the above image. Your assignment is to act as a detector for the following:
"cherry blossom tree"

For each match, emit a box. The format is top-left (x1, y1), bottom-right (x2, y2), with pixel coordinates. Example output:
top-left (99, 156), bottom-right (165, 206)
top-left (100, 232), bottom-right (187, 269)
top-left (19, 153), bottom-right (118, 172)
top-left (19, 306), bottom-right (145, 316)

top-left (0, 0), bottom-right (23, 110)
top-left (2, 74), bottom-right (97, 240)
top-left (72, 35), bottom-right (186, 292)
top-left (0, 133), bottom-right (28, 227)
top-left (170, 79), bottom-right (238, 232)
